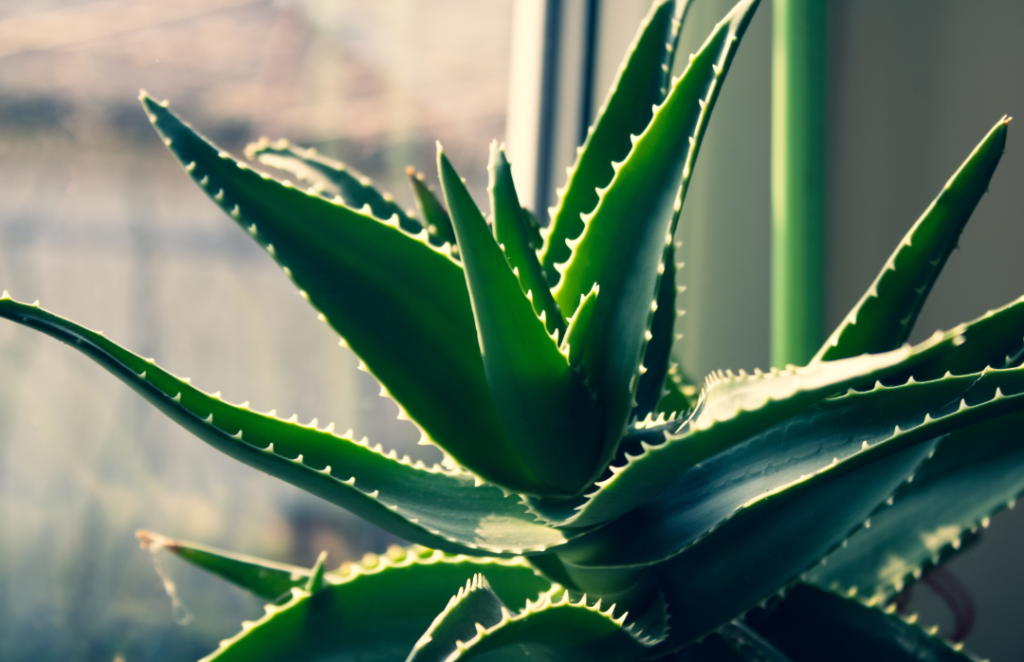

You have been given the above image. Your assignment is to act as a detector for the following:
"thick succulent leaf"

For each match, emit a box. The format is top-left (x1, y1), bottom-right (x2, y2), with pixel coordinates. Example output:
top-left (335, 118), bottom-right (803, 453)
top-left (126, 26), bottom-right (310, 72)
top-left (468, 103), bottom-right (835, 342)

top-left (810, 409), bottom-right (1024, 600)
top-left (746, 583), bottom-right (975, 662)
top-left (888, 293), bottom-right (1024, 384)
top-left (443, 589), bottom-right (658, 662)
top-left (561, 284), bottom-right (600, 370)
top-left (648, 437), bottom-right (940, 651)
top-left (657, 371), bottom-right (697, 417)
top-left (246, 138), bottom-right (423, 234)
top-left (0, 296), bottom-right (573, 556)
top-left (540, 0), bottom-right (680, 285)
top-left (529, 337), bottom-right (945, 527)
top-left (815, 118), bottom-right (1009, 362)
top-left (439, 149), bottom-right (601, 494)
top-left (519, 207), bottom-right (545, 258)
top-left (552, 0), bottom-right (761, 475)
top-left (203, 547), bottom-right (552, 662)
top-left (665, 625), bottom-right (794, 662)
top-left (137, 530), bottom-right (312, 602)
top-left (568, 366), bottom-right (1024, 567)
top-left (141, 93), bottom-right (544, 495)
top-left (407, 166), bottom-right (458, 249)
top-left (305, 551), bottom-right (328, 592)
top-left (407, 574), bottom-right (508, 662)
top-left (489, 144), bottom-right (565, 338)
top-left (635, 239), bottom-right (681, 418)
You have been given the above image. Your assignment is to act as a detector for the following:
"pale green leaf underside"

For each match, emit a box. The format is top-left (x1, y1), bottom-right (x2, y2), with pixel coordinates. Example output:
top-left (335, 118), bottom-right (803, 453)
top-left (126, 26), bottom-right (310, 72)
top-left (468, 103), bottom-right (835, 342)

top-left (246, 138), bottom-right (423, 235)
top-left (407, 574), bottom-right (507, 662)
top-left (747, 583), bottom-right (975, 662)
top-left (567, 365), bottom-right (1024, 568)
top-left (650, 437), bottom-right (939, 651)
top-left (439, 149), bottom-right (600, 495)
top-left (553, 0), bottom-right (760, 480)
top-left (816, 117), bottom-right (1009, 362)
top-left (0, 297), bottom-right (572, 556)
top-left (810, 409), bottom-right (1024, 600)
top-left (530, 336), bottom-right (943, 528)
top-left (540, 0), bottom-right (679, 284)
top-left (204, 549), bottom-right (551, 662)
top-left (141, 93), bottom-right (545, 495)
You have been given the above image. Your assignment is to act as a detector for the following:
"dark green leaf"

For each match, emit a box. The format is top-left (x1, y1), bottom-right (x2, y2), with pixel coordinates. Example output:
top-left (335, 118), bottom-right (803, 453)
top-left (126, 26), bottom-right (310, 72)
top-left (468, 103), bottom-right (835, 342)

top-left (540, 0), bottom-right (682, 285)
top-left (204, 548), bottom-right (551, 662)
top-left (489, 144), bottom-right (565, 338)
top-left (665, 625), bottom-right (794, 662)
top-left (561, 284), bottom-right (600, 370)
top-left (407, 574), bottom-right (508, 662)
top-left (810, 409), bottom-right (1024, 600)
top-left (746, 583), bottom-right (975, 662)
top-left (140, 94), bottom-right (545, 494)
top-left (407, 166), bottom-right (458, 248)
top-left (439, 148), bottom-right (601, 494)
top-left (635, 239), bottom-right (681, 418)
top-left (0, 296), bottom-right (573, 556)
top-left (552, 0), bottom-right (761, 477)
top-left (650, 437), bottom-right (940, 651)
top-left (246, 138), bottom-right (422, 234)
top-left (816, 117), bottom-right (1009, 362)
top-left (137, 530), bottom-right (311, 602)
top-left (305, 550), bottom-right (328, 593)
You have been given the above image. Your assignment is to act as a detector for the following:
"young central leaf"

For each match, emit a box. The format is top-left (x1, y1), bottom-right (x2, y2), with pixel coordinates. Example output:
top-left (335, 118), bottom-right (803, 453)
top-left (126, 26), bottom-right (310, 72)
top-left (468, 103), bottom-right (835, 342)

top-left (438, 147), bottom-right (600, 495)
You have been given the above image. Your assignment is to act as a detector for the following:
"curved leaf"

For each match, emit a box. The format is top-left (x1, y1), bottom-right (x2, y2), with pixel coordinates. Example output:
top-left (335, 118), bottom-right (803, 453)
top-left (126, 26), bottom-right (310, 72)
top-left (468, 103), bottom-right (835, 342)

top-left (439, 149), bottom-right (601, 494)
top-left (141, 94), bottom-right (544, 494)
top-left (246, 138), bottom-right (423, 234)
top-left (203, 548), bottom-right (552, 662)
top-left (530, 337), bottom-right (945, 527)
top-left (407, 574), bottom-right (507, 662)
top-left (137, 530), bottom-right (312, 602)
top-left (0, 297), bottom-right (573, 556)
top-left (746, 583), bottom-right (976, 662)
top-left (445, 589), bottom-right (658, 662)
top-left (649, 437), bottom-right (940, 651)
top-left (566, 365), bottom-right (1024, 568)
top-left (665, 625), bottom-right (794, 662)
top-left (407, 166), bottom-right (457, 248)
top-left (635, 239), bottom-right (682, 418)
top-left (561, 284), bottom-right (600, 370)
top-left (540, 0), bottom-right (681, 284)
top-left (552, 0), bottom-right (761, 476)
top-left (816, 117), bottom-right (1010, 362)
top-left (489, 144), bottom-right (565, 338)
top-left (810, 409), bottom-right (1024, 600)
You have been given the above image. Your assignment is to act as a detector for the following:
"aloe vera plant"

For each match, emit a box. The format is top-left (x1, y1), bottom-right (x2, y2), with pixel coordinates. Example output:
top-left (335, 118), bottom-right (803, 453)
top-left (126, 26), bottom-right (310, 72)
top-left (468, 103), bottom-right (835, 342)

top-left (2, 0), bottom-right (1021, 659)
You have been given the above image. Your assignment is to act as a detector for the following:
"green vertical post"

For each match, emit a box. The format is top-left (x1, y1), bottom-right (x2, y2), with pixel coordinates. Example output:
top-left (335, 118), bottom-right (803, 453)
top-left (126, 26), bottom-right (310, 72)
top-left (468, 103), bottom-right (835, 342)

top-left (771, 0), bottom-right (826, 367)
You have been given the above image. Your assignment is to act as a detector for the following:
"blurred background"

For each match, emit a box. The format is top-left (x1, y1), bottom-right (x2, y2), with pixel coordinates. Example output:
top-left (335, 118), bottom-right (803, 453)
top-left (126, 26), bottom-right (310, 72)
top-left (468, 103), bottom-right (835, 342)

top-left (0, 0), bottom-right (1022, 660)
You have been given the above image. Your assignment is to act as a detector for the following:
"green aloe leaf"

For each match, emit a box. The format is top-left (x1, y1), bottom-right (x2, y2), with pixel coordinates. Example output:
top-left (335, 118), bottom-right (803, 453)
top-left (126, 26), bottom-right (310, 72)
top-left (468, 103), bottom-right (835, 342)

top-left (552, 0), bottom-right (760, 475)
top-left (438, 148), bottom-right (601, 494)
top-left (442, 589), bottom-right (659, 662)
top-left (246, 138), bottom-right (423, 234)
top-left (519, 207), bottom-right (545, 258)
top-left (746, 583), bottom-right (975, 662)
top-left (406, 574), bottom-right (508, 662)
top-left (561, 284), bottom-right (600, 370)
top-left (649, 436), bottom-right (940, 650)
top-left (407, 166), bottom-right (458, 248)
top-left (815, 117), bottom-right (1010, 362)
top-left (889, 293), bottom-right (1024, 384)
top-left (666, 624), bottom-right (794, 661)
top-left (489, 144), bottom-right (565, 338)
top-left (529, 334), bottom-right (945, 528)
top-left (137, 530), bottom-right (312, 602)
top-left (809, 409), bottom-right (1024, 600)
top-left (635, 239), bottom-right (682, 418)
top-left (565, 365), bottom-right (1024, 568)
top-left (0, 296), bottom-right (572, 556)
top-left (657, 371), bottom-right (697, 417)
top-left (304, 551), bottom-right (328, 593)
top-left (540, 0), bottom-right (682, 285)
top-left (141, 93), bottom-right (545, 495)
top-left (203, 548), bottom-right (551, 662)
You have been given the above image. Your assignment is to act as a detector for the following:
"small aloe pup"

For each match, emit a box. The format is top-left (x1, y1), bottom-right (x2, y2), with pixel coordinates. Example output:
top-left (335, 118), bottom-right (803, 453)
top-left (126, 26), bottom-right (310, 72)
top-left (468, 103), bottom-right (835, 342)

top-left (1, 0), bottom-right (1022, 659)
